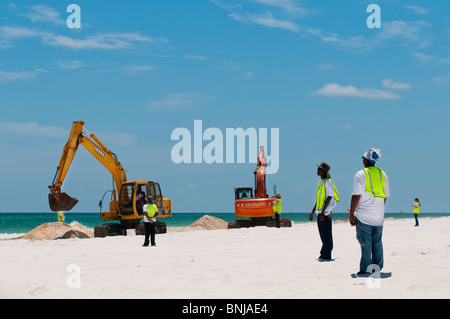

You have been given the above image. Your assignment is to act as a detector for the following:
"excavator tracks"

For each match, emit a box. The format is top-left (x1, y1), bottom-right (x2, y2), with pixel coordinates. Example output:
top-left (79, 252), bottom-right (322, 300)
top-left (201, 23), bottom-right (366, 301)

top-left (228, 217), bottom-right (292, 229)
top-left (94, 221), bottom-right (167, 238)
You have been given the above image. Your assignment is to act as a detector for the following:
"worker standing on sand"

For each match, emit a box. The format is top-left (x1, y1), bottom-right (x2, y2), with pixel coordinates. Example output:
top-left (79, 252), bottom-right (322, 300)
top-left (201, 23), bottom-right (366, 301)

top-left (272, 193), bottom-right (282, 228)
top-left (57, 211), bottom-right (65, 222)
top-left (142, 196), bottom-right (158, 247)
top-left (412, 198), bottom-right (421, 227)
top-left (309, 162), bottom-right (340, 261)
top-left (349, 148), bottom-right (390, 275)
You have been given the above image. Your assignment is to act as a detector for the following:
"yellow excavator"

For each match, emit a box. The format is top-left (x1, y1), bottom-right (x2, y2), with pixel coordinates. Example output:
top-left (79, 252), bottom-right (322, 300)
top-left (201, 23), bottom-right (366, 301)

top-left (48, 121), bottom-right (172, 237)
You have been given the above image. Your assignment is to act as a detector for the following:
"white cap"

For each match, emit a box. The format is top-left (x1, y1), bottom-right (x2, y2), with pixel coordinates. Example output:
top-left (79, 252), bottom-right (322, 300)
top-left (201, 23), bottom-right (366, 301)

top-left (362, 148), bottom-right (381, 163)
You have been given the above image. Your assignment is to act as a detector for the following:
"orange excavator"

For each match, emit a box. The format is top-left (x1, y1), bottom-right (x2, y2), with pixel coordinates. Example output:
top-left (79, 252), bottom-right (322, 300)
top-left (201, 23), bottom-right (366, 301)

top-left (229, 146), bottom-right (291, 228)
top-left (48, 121), bottom-right (172, 237)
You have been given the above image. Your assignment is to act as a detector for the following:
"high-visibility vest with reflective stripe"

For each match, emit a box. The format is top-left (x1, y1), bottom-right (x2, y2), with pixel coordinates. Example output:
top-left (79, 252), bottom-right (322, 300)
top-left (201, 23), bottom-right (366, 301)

top-left (364, 166), bottom-right (386, 198)
top-left (316, 176), bottom-right (340, 211)
top-left (273, 199), bottom-right (282, 213)
top-left (57, 211), bottom-right (65, 222)
top-left (413, 202), bottom-right (421, 213)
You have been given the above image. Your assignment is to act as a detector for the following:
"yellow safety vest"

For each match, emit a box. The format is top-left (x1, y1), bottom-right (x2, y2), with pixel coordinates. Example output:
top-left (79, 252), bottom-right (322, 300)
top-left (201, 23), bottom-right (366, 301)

top-left (413, 202), bottom-right (421, 214)
top-left (273, 199), bottom-right (282, 213)
top-left (57, 211), bottom-right (65, 222)
top-left (316, 176), bottom-right (340, 211)
top-left (363, 166), bottom-right (386, 198)
top-left (149, 204), bottom-right (158, 218)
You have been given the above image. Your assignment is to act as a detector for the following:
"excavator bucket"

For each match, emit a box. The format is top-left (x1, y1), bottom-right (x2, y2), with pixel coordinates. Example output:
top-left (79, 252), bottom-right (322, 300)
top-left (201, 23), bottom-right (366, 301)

top-left (49, 192), bottom-right (79, 212)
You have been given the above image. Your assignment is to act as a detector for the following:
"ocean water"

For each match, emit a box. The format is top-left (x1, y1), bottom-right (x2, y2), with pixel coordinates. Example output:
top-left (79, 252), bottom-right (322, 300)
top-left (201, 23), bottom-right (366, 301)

top-left (1, 212), bottom-right (449, 238)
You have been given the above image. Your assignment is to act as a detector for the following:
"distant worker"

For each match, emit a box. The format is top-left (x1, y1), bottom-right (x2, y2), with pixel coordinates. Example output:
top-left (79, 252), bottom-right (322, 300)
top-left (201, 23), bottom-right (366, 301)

top-left (309, 162), bottom-right (340, 261)
top-left (142, 196), bottom-right (158, 247)
top-left (57, 211), bottom-right (65, 222)
top-left (412, 198), bottom-right (421, 227)
top-left (272, 193), bottom-right (282, 228)
top-left (349, 148), bottom-right (389, 275)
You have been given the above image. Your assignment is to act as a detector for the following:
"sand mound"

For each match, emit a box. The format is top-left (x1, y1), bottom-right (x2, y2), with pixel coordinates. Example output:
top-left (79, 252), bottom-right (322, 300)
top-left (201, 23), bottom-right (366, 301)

top-left (17, 222), bottom-right (93, 240)
top-left (188, 215), bottom-right (228, 230)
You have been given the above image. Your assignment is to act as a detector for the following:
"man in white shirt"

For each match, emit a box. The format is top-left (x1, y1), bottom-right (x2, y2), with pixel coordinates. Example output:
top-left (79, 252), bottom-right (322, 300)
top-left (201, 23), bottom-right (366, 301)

top-left (309, 162), bottom-right (339, 261)
top-left (143, 196), bottom-right (158, 247)
top-left (349, 148), bottom-right (389, 275)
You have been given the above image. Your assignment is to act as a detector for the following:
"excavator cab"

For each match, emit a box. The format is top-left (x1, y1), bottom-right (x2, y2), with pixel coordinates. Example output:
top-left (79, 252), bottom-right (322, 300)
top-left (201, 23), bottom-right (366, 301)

top-left (118, 181), bottom-right (168, 217)
top-left (235, 187), bottom-right (253, 200)
top-left (149, 182), bottom-right (165, 213)
top-left (119, 182), bottom-right (138, 216)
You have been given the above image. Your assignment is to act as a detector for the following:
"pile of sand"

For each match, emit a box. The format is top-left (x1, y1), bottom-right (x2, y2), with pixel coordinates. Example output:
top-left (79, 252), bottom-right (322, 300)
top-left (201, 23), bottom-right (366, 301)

top-left (188, 215), bottom-right (228, 230)
top-left (17, 222), bottom-right (93, 240)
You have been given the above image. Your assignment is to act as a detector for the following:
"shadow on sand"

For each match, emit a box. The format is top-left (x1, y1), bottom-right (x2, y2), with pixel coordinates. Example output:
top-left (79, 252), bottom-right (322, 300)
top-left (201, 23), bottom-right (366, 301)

top-left (351, 272), bottom-right (392, 279)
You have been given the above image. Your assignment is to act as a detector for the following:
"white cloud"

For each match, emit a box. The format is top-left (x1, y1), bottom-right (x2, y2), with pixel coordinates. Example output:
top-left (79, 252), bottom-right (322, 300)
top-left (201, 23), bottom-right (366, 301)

top-left (404, 5), bottom-right (429, 15)
top-left (312, 83), bottom-right (400, 99)
top-left (0, 70), bottom-right (36, 82)
top-left (56, 60), bottom-right (86, 69)
top-left (0, 26), bottom-right (166, 50)
top-left (182, 54), bottom-right (209, 60)
top-left (313, 20), bottom-right (431, 52)
top-left (209, 0), bottom-right (242, 11)
top-left (21, 5), bottom-right (65, 25)
top-left (0, 122), bottom-right (137, 148)
top-left (382, 79), bottom-right (411, 90)
top-left (413, 52), bottom-right (433, 62)
top-left (319, 33), bottom-right (365, 49)
top-left (0, 122), bottom-right (68, 137)
top-left (143, 93), bottom-right (216, 112)
top-left (0, 26), bottom-right (41, 38)
top-left (251, 0), bottom-right (308, 17)
top-left (318, 63), bottom-right (337, 70)
top-left (229, 11), bottom-right (301, 33)
top-left (378, 20), bottom-right (431, 48)
top-left (413, 52), bottom-right (450, 66)
top-left (43, 32), bottom-right (161, 50)
top-left (433, 74), bottom-right (450, 85)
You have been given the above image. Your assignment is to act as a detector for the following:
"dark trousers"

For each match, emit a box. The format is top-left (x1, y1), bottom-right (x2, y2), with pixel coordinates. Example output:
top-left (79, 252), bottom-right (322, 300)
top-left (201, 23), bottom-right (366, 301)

top-left (144, 222), bottom-right (156, 246)
top-left (414, 213), bottom-right (419, 226)
top-left (317, 214), bottom-right (333, 259)
top-left (275, 213), bottom-right (280, 228)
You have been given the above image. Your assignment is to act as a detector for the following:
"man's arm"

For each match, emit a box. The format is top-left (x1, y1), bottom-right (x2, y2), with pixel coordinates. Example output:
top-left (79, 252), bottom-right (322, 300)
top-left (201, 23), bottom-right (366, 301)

top-left (150, 204), bottom-right (159, 223)
top-left (309, 204), bottom-right (316, 221)
top-left (143, 205), bottom-right (151, 221)
top-left (349, 195), bottom-right (361, 226)
top-left (319, 196), bottom-right (332, 221)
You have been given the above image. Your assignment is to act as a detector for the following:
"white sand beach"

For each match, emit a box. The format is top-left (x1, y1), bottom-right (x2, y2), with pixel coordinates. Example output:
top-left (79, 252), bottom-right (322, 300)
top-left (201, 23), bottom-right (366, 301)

top-left (0, 217), bottom-right (449, 299)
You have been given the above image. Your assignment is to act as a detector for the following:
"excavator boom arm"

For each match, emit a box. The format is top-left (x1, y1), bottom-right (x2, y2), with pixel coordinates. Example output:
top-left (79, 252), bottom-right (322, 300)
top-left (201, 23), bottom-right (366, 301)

top-left (254, 146), bottom-right (268, 198)
top-left (49, 121), bottom-right (127, 211)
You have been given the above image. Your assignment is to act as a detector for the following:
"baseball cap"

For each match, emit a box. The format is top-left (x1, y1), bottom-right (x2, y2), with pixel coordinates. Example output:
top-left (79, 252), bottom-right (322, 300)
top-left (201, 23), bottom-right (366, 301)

top-left (362, 148), bottom-right (381, 164)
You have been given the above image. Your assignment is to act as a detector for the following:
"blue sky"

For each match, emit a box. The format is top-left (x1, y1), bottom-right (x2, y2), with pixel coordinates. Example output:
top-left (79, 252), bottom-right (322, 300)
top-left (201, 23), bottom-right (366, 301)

top-left (0, 0), bottom-right (449, 213)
